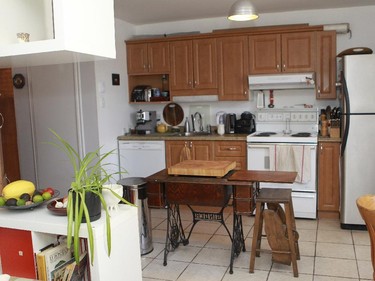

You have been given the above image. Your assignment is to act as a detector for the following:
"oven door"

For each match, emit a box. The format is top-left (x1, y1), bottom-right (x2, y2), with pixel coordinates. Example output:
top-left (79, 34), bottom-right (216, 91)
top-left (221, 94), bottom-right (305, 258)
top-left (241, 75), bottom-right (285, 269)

top-left (247, 143), bottom-right (317, 192)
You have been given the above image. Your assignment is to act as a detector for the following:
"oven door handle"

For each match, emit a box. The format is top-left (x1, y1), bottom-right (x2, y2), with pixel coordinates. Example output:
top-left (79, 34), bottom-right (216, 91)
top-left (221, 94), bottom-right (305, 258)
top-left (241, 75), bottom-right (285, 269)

top-left (292, 193), bottom-right (316, 198)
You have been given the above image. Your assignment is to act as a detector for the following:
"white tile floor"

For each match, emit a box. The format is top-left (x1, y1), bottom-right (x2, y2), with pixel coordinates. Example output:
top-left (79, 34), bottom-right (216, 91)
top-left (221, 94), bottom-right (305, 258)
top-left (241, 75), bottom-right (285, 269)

top-left (142, 206), bottom-right (373, 281)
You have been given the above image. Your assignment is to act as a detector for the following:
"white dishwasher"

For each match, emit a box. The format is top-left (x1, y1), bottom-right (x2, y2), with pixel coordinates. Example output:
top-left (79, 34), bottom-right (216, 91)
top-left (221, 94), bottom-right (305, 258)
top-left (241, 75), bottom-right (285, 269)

top-left (118, 140), bottom-right (166, 178)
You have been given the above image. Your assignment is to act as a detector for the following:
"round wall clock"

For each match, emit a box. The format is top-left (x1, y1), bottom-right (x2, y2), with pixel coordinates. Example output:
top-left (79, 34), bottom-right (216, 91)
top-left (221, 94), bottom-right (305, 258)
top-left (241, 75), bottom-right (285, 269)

top-left (13, 74), bottom-right (25, 89)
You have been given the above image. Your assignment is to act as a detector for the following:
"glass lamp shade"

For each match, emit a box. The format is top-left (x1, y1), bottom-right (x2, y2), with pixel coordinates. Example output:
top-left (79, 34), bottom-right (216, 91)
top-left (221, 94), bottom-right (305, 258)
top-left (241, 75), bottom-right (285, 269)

top-left (227, 0), bottom-right (259, 21)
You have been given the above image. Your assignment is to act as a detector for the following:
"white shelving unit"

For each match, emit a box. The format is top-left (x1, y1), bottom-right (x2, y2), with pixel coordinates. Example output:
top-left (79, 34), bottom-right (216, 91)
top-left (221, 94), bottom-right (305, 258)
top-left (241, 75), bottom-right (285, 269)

top-left (0, 205), bottom-right (142, 281)
top-left (0, 0), bottom-right (116, 67)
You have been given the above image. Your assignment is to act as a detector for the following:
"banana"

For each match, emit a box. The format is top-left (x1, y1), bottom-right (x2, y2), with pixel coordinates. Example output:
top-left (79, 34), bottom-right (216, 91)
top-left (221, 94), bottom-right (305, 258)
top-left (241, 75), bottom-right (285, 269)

top-left (2, 180), bottom-right (36, 200)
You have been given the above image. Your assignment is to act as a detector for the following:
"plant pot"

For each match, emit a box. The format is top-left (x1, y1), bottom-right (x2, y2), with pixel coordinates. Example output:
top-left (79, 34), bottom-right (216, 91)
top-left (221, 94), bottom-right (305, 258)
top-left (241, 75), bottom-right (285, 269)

top-left (72, 191), bottom-right (101, 223)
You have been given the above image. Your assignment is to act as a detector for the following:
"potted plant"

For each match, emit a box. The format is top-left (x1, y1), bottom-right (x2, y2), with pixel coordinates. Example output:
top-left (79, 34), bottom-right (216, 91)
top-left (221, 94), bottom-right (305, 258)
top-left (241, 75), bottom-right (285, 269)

top-left (49, 129), bottom-right (134, 265)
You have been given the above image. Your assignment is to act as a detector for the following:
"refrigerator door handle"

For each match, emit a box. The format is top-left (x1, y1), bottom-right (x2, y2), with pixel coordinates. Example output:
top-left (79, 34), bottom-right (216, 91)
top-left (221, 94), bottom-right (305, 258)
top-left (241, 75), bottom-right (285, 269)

top-left (341, 73), bottom-right (350, 156)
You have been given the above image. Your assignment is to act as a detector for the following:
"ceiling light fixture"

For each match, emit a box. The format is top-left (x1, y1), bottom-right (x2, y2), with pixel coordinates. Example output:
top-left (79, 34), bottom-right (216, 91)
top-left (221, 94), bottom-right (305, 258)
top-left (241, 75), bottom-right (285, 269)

top-left (227, 0), bottom-right (259, 21)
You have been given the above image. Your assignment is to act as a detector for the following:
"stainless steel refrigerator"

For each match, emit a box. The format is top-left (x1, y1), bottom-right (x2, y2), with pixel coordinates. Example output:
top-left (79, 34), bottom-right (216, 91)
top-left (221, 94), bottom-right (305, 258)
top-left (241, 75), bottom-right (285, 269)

top-left (340, 54), bottom-right (375, 229)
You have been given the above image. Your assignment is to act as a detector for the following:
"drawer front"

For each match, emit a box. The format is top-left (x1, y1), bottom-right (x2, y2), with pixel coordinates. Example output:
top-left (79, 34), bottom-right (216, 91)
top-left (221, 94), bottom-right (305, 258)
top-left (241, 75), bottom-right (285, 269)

top-left (214, 156), bottom-right (246, 170)
top-left (165, 183), bottom-right (231, 207)
top-left (234, 186), bottom-right (252, 198)
top-left (214, 141), bottom-right (246, 157)
top-left (234, 199), bottom-right (253, 214)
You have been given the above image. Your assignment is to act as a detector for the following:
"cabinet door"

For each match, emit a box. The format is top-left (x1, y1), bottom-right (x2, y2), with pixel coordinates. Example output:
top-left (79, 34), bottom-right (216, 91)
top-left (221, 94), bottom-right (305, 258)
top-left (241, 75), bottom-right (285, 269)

top-left (0, 228), bottom-right (37, 279)
top-left (281, 32), bottom-right (316, 73)
top-left (316, 31), bottom-right (337, 99)
top-left (318, 142), bottom-right (340, 218)
top-left (190, 141), bottom-right (213, 161)
top-left (193, 38), bottom-right (217, 90)
top-left (217, 36), bottom-right (249, 101)
top-left (126, 43), bottom-right (149, 74)
top-left (148, 42), bottom-right (170, 74)
top-left (165, 140), bottom-right (187, 167)
top-left (249, 34), bottom-right (281, 74)
top-left (0, 68), bottom-right (20, 183)
top-left (0, 128), bottom-right (5, 192)
top-left (165, 140), bottom-right (213, 167)
top-left (170, 40), bottom-right (194, 90)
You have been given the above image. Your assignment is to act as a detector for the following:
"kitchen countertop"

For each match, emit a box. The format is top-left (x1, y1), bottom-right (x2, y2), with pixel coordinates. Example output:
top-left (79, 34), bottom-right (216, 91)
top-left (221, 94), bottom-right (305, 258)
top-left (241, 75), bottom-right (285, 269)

top-left (117, 133), bottom-right (249, 141)
top-left (118, 134), bottom-right (340, 142)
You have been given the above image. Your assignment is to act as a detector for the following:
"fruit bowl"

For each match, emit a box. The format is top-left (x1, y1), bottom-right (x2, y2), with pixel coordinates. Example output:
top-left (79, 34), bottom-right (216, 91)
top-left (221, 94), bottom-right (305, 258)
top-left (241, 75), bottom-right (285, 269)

top-left (0, 190), bottom-right (60, 210)
top-left (47, 198), bottom-right (67, 216)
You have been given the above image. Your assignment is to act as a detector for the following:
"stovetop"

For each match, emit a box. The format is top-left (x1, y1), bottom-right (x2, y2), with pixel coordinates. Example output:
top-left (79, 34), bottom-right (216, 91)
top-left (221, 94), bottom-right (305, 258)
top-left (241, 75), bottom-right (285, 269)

top-left (247, 131), bottom-right (318, 144)
top-left (247, 108), bottom-right (319, 144)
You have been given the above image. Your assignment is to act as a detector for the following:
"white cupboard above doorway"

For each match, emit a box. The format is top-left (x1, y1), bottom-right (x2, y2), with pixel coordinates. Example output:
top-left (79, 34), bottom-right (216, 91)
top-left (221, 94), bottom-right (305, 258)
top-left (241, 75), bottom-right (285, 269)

top-left (0, 0), bottom-right (116, 67)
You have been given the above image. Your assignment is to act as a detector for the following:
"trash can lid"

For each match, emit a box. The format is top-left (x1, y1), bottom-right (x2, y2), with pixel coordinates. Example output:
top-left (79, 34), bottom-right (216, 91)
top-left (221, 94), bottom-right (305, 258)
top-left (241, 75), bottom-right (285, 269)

top-left (117, 177), bottom-right (147, 187)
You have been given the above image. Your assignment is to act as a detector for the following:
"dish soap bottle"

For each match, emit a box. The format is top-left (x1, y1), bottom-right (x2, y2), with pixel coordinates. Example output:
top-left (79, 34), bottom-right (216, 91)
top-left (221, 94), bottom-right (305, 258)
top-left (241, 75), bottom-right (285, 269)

top-left (184, 117), bottom-right (190, 134)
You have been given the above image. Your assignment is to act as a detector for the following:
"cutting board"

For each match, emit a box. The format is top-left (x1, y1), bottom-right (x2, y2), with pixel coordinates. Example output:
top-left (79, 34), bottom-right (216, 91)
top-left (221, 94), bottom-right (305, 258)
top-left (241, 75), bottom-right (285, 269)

top-left (168, 160), bottom-right (236, 177)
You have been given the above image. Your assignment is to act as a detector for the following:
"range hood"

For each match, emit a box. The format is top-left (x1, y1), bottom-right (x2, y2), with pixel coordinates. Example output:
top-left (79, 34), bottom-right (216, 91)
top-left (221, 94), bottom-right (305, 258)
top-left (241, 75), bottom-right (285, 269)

top-left (248, 73), bottom-right (315, 90)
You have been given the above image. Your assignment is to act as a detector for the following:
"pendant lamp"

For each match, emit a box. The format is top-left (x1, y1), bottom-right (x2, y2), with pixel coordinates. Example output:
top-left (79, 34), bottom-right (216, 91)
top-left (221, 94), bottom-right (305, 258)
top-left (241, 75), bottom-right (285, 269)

top-left (227, 0), bottom-right (259, 21)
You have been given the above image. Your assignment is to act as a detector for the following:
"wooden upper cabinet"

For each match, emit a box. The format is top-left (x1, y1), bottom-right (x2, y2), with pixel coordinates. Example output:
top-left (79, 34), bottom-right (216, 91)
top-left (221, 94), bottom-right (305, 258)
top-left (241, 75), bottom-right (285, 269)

top-left (170, 40), bottom-right (193, 91)
top-left (217, 36), bottom-right (249, 101)
top-left (170, 38), bottom-right (217, 94)
top-left (316, 31), bottom-right (337, 99)
top-left (249, 34), bottom-right (281, 74)
top-left (282, 32), bottom-right (316, 73)
top-left (126, 42), bottom-right (170, 74)
top-left (249, 32), bottom-right (316, 74)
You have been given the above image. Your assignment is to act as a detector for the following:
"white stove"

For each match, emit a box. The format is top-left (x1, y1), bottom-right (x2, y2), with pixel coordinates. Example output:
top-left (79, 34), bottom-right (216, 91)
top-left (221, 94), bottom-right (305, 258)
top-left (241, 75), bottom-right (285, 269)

top-left (247, 108), bottom-right (319, 219)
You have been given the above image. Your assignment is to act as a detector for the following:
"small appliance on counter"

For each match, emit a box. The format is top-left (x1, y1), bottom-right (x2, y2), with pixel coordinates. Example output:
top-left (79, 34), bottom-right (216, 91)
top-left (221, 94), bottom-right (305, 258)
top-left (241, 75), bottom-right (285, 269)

top-left (225, 113), bottom-right (236, 134)
top-left (135, 110), bottom-right (157, 134)
top-left (235, 111), bottom-right (256, 134)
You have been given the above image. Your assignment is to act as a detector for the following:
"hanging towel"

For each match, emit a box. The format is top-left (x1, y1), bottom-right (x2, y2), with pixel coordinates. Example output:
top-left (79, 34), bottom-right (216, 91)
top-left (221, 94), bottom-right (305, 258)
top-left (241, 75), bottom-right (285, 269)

top-left (179, 144), bottom-right (192, 162)
top-left (272, 145), bottom-right (311, 183)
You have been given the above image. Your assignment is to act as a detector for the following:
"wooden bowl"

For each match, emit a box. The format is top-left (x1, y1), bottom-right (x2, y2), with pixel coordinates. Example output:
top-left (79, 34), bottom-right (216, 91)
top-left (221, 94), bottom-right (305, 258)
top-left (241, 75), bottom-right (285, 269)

top-left (47, 198), bottom-right (67, 216)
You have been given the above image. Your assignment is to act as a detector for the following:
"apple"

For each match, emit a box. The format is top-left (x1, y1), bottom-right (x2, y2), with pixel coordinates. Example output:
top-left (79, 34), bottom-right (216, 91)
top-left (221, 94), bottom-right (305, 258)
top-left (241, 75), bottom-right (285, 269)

top-left (43, 187), bottom-right (55, 196)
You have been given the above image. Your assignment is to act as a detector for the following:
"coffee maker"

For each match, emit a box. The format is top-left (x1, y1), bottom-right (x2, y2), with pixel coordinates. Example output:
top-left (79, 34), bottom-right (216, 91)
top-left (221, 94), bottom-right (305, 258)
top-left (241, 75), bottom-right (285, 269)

top-left (135, 110), bottom-right (157, 134)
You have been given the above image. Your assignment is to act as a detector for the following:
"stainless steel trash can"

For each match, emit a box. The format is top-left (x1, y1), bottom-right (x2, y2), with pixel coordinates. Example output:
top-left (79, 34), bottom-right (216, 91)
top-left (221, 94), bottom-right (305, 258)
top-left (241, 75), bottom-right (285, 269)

top-left (117, 177), bottom-right (153, 255)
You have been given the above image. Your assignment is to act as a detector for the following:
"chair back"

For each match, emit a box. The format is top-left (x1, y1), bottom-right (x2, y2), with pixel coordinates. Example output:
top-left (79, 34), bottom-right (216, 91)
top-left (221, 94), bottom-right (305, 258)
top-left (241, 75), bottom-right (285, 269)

top-left (356, 195), bottom-right (375, 280)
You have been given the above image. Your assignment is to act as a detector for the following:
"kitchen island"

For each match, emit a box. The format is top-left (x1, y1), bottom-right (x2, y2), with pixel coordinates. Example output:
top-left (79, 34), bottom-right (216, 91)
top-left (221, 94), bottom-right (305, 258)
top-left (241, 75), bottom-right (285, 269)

top-left (146, 165), bottom-right (297, 274)
top-left (0, 205), bottom-right (142, 281)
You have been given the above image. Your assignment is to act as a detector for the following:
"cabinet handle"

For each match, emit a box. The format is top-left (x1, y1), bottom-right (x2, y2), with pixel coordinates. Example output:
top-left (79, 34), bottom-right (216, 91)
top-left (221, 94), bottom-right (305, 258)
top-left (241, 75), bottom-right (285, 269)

top-left (0, 113), bottom-right (3, 129)
top-left (317, 87), bottom-right (321, 94)
top-left (227, 147), bottom-right (237, 151)
top-left (189, 142), bottom-right (193, 148)
top-left (276, 64), bottom-right (280, 71)
top-left (283, 63), bottom-right (286, 71)
top-left (244, 90), bottom-right (247, 96)
top-left (148, 64), bottom-right (151, 69)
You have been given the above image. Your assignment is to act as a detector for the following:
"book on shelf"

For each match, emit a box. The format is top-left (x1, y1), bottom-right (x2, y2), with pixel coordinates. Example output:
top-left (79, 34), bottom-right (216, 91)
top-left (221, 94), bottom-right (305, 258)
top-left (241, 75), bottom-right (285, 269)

top-left (60, 251), bottom-right (88, 281)
top-left (39, 249), bottom-right (88, 281)
top-left (36, 242), bottom-right (72, 281)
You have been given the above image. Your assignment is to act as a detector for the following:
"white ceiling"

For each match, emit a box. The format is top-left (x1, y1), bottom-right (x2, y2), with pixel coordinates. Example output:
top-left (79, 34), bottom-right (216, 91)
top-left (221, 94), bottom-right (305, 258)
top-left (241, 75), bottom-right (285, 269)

top-left (114, 0), bottom-right (375, 25)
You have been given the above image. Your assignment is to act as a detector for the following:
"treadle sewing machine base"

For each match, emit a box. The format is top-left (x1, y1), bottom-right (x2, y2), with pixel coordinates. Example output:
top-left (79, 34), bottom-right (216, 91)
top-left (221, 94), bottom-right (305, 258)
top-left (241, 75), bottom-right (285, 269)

top-left (146, 166), bottom-right (297, 274)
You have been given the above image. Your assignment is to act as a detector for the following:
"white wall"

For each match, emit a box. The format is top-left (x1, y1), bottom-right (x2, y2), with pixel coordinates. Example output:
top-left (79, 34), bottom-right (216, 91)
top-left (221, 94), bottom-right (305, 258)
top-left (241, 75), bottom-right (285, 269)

top-left (93, 19), bottom-right (136, 179)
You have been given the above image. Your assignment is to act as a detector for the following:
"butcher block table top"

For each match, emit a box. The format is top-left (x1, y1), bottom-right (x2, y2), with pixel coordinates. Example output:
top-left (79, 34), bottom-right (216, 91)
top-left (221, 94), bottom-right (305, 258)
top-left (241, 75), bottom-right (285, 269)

top-left (168, 160), bottom-right (236, 177)
top-left (228, 170), bottom-right (297, 184)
